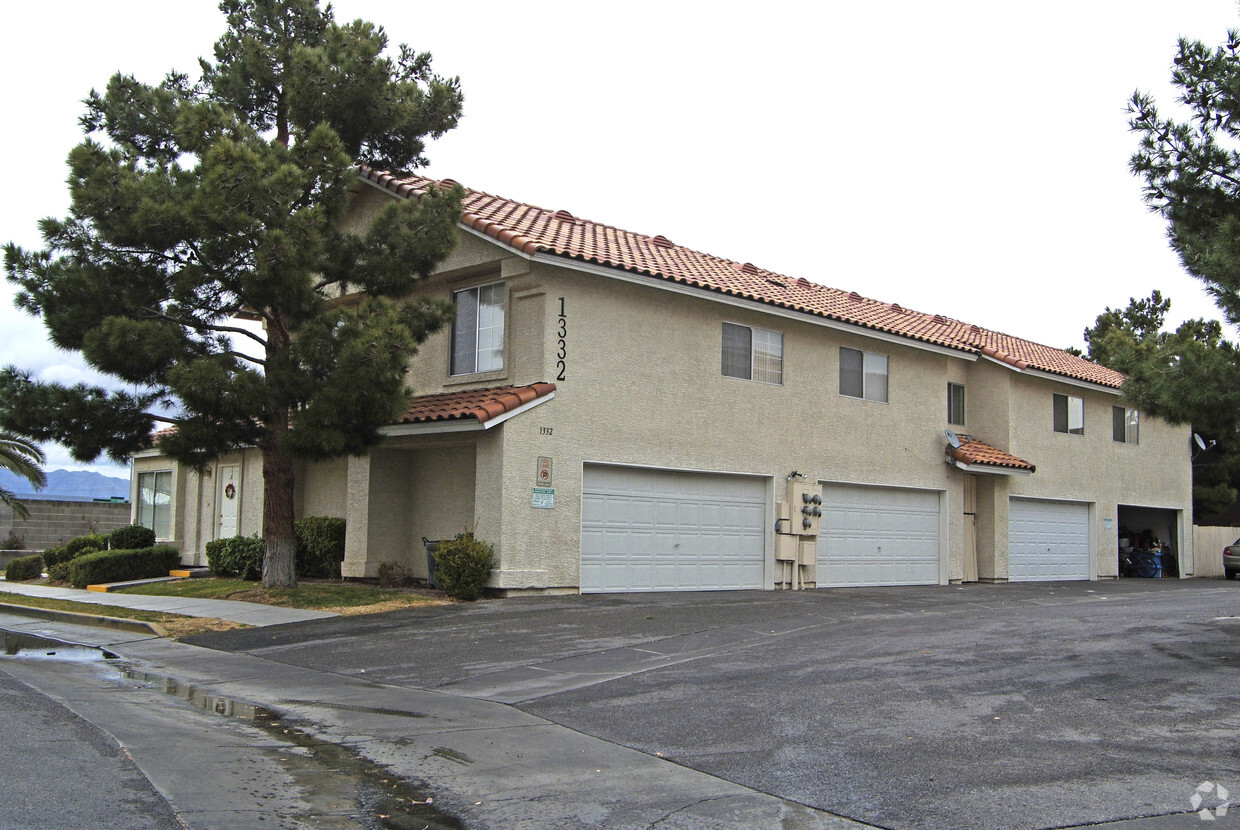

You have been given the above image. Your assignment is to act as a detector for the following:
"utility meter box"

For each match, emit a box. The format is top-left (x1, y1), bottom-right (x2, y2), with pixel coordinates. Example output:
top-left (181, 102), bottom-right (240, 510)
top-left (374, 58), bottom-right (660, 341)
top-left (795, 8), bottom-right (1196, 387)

top-left (786, 479), bottom-right (823, 536)
top-left (776, 533), bottom-right (799, 562)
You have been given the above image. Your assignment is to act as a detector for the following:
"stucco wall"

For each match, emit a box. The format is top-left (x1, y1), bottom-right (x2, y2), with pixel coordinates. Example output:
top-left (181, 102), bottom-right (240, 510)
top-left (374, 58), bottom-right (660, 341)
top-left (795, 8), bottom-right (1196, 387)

top-left (297, 457), bottom-right (348, 518)
top-left (1003, 370), bottom-right (1192, 577)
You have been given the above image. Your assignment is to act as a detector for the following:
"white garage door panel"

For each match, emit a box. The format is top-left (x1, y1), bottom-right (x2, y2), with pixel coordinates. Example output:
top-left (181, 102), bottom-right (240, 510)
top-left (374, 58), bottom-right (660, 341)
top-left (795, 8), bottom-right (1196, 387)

top-left (1009, 499), bottom-right (1090, 581)
top-left (819, 484), bottom-right (941, 587)
top-left (581, 466), bottom-right (766, 593)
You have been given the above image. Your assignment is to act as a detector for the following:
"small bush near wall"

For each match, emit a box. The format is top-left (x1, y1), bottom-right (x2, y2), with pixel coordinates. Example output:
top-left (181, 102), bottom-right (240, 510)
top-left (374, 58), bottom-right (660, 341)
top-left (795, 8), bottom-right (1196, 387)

top-left (2, 531), bottom-right (25, 550)
top-left (294, 517), bottom-right (346, 578)
top-left (110, 525), bottom-right (156, 551)
top-left (432, 534), bottom-right (496, 601)
top-left (42, 546), bottom-right (71, 568)
top-left (5, 554), bottom-right (43, 582)
top-left (377, 560), bottom-right (415, 587)
top-left (206, 536), bottom-right (265, 581)
top-left (66, 534), bottom-right (109, 557)
top-left (44, 543), bottom-right (101, 584)
top-left (69, 546), bottom-right (180, 589)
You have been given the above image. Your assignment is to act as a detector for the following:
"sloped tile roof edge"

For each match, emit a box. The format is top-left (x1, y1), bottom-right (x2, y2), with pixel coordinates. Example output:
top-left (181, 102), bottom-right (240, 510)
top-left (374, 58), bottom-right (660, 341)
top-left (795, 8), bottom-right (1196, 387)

top-left (399, 382), bottom-right (557, 426)
top-left (357, 166), bottom-right (1122, 390)
top-left (948, 438), bottom-right (1036, 473)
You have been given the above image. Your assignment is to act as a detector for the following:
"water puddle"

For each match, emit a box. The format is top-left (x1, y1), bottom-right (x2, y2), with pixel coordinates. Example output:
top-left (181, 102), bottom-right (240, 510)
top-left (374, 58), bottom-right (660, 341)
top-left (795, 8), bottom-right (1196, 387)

top-left (1, 631), bottom-right (118, 662)
top-left (121, 668), bottom-right (465, 829)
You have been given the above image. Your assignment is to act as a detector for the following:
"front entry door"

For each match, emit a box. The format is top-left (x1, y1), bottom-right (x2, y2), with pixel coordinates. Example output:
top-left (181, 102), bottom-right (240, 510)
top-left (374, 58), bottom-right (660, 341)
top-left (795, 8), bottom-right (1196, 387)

top-left (217, 464), bottom-right (240, 539)
top-left (963, 476), bottom-right (979, 583)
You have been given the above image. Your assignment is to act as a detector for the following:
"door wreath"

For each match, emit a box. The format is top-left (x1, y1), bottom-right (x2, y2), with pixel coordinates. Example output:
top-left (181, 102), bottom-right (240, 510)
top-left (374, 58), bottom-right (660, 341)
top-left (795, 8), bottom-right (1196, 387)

top-left (224, 483), bottom-right (236, 499)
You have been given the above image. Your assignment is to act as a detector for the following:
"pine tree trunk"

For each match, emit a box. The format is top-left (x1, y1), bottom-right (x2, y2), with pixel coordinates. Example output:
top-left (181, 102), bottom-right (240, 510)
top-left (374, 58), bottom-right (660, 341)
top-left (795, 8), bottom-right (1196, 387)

top-left (261, 439), bottom-right (297, 588)
top-left (261, 314), bottom-right (297, 589)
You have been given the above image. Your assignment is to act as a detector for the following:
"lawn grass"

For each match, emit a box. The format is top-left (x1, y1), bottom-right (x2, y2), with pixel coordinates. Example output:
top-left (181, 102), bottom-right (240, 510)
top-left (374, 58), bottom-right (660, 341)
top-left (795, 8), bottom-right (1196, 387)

top-left (0, 577), bottom-right (445, 640)
top-left (0, 593), bottom-right (247, 639)
top-left (115, 577), bottom-right (446, 615)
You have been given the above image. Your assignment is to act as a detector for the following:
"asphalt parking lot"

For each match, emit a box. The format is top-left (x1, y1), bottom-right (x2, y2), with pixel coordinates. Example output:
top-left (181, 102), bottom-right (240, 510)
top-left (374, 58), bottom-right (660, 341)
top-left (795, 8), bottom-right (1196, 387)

top-left (188, 579), bottom-right (1240, 830)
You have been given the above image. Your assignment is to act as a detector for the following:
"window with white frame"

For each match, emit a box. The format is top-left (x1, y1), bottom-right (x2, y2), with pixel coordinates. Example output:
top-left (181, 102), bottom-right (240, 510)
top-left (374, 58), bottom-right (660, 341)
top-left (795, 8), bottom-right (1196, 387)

top-left (840, 347), bottom-right (888, 402)
top-left (451, 283), bottom-right (506, 375)
top-left (721, 323), bottom-right (783, 384)
top-left (136, 470), bottom-right (172, 540)
top-left (1113, 406), bottom-right (1139, 444)
top-left (1053, 393), bottom-right (1084, 435)
top-left (948, 382), bottom-right (966, 426)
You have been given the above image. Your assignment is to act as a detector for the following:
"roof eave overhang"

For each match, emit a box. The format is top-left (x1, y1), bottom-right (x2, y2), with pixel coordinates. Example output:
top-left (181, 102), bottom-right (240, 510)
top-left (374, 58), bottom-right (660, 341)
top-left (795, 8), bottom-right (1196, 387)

top-left (946, 456), bottom-right (1034, 477)
top-left (364, 173), bottom-right (1113, 382)
top-left (380, 389), bottom-right (554, 437)
top-left (529, 252), bottom-right (978, 363)
top-left (979, 355), bottom-right (1123, 395)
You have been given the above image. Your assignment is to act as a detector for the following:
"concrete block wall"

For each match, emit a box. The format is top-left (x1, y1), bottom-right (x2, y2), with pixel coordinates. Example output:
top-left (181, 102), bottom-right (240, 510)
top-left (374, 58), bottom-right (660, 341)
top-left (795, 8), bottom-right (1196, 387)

top-left (0, 499), bottom-right (132, 551)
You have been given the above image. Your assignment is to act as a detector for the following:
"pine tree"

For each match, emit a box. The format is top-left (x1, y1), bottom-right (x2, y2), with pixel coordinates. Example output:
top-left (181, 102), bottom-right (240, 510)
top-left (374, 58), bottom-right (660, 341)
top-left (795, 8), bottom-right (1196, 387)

top-left (1126, 27), bottom-right (1240, 517)
top-left (1, 0), bottom-right (464, 587)
top-left (1080, 292), bottom-right (1240, 515)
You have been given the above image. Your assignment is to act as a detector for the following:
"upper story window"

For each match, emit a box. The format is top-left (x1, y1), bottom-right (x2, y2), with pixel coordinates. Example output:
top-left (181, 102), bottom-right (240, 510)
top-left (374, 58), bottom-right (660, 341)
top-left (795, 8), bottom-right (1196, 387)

top-left (452, 283), bottom-right (506, 375)
top-left (948, 382), bottom-right (966, 426)
top-left (1053, 393), bottom-right (1084, 435)
top-left (840, 347), bottom-right (888, 402)
top-left (136, 470), bottom-right (172, 540)
top-left (1113, 406), bottom-right (1139, 444)
top-left (722, 323), bottom-right (783, 385)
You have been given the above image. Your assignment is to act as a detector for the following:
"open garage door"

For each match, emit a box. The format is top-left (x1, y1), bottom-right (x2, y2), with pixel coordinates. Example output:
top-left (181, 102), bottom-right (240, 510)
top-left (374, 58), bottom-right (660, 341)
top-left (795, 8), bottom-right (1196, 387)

top-left (818, 483), bottom-right (942, 587)
top-left (580, 465), bottom-right (767, 593)
top-left (1009, 498), bottom-right (1090, 581)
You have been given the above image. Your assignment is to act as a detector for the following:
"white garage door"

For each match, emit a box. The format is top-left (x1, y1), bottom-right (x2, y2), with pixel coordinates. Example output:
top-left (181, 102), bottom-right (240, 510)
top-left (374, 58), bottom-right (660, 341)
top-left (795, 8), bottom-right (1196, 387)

top-left (580, 465), bottom-right (766, 593)
top-left (818, 484), bottom-right (942, 587)
top-left (1008, 498), bottom-right (1091, 582)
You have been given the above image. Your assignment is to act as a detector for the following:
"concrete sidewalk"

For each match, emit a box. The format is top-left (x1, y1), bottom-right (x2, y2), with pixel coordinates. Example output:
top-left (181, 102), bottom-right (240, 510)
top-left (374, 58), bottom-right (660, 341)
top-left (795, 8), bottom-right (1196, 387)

top-left (0, 610), bottom-right (870, 830)
top-left (0, 580), bottom-right (336, 627)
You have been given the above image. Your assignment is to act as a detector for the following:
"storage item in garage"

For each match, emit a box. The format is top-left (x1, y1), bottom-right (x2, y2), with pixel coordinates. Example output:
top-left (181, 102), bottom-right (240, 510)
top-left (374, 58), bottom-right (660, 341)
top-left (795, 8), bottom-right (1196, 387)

top-left (1132, 549), bottom-right (1163, 578)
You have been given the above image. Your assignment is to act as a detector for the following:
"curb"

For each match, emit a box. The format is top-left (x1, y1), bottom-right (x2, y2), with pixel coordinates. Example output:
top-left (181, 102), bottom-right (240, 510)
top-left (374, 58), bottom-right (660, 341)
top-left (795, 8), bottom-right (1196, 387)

top-left (0, 602), bottom-right (168, 638)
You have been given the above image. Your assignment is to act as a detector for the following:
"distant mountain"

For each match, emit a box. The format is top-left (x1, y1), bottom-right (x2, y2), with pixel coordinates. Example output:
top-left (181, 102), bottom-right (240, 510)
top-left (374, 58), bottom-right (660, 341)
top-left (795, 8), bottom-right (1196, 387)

top-left (0, 468), bottom-right (130, 502)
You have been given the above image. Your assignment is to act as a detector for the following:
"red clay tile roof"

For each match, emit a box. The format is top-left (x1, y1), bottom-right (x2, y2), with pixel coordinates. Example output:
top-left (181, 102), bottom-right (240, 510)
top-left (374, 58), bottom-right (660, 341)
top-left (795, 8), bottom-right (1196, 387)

top-left (948, 436), bottom-right (1036, 473)
top-left (399, 383), bottom-right (556, 426)
top-left (360, 168), bottom-right (1122, 390)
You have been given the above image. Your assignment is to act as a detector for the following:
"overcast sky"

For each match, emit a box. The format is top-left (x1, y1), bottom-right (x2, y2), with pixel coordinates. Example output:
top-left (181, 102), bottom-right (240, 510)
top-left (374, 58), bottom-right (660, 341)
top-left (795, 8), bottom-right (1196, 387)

top-left (3, 1), bottom-right (1238, 478)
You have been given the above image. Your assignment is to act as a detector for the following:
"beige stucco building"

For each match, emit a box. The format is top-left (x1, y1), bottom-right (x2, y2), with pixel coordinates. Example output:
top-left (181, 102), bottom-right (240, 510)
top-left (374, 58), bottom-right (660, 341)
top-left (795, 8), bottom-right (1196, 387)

top-left (132, 169), bottom-right (1194, 593)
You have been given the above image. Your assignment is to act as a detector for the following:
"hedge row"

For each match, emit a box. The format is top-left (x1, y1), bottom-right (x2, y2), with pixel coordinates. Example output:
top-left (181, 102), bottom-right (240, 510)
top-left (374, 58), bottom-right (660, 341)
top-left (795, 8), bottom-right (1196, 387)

top-left (5, 554), bottom-right (43, 582)
top-left (206, 536), bottom-right (265, 580)
top-left (206, 517), bottom-right (347, 581)
top-left (68, 546), bottom-right (181, 589)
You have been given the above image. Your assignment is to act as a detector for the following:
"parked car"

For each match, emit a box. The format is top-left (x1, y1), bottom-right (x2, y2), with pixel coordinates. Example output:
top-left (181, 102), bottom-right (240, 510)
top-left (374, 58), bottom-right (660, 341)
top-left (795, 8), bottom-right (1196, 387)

top-left (1225, 539), bottom-right (1240, 580)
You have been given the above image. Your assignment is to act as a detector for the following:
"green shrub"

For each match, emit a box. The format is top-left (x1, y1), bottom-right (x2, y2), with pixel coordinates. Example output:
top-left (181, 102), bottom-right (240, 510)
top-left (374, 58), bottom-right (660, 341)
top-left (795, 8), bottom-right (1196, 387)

top-left (206, 536), bottom-right (265, 580)
top-left (432, 533), bottom-right (496, 601)
top-left (44, 543), bottom-right (96, 582)
top-left (66, 533), bottom-right (108, 557)
top-left (2, 530), bottom-right (25, 550)
top-left (68, 546), bottom-right (181, 589)
top-left (294, 517), bottom-right (346, 578)
top-left (42, 546), bottom-right (72, 568)
top-left (377, 560), bottom-right (415, 587)
top-left (110, 525), bottom-right (156, 551)
top-left (5, 554), bottom-right (43, 582)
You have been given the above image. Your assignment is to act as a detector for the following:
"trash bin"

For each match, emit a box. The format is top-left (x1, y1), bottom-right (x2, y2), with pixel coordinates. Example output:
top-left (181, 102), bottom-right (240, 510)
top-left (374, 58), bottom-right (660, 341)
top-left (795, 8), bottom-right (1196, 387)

top-left (422, 537), bottom-right (441, 589)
